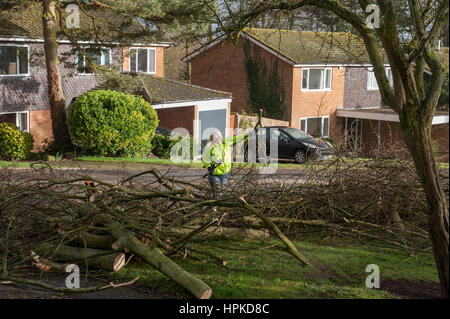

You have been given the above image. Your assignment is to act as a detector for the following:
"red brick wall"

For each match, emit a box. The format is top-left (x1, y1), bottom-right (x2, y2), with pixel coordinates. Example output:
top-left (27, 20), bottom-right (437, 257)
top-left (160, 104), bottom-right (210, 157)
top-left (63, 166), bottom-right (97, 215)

top-left (29, 110), bottom-right (53, 151)
top-left (361, 120), bottom-right (449, 161)
top-left (156, 106), bottom-right (196, 135)
top-left (343, 67), bottom-right (383, 109)
top-left (191, 39), bottom-right (248, 113)
top-left (431, 124), bottom-right (450, 161)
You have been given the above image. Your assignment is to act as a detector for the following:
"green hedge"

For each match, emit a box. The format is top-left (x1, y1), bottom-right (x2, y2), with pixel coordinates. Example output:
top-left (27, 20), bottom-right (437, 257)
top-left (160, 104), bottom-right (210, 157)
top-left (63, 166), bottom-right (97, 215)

top-left (0, 123), bottom-right (34, 160)
top-left (67, 90), bottom-right (159, 157)
top-left (152, 133), bottom-right (193, 160)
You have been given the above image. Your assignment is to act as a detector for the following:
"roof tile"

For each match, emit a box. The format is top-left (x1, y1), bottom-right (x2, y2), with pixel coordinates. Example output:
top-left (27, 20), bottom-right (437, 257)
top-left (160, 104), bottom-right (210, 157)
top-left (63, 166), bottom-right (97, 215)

top-left (243, 28), bottom-right (384, 65)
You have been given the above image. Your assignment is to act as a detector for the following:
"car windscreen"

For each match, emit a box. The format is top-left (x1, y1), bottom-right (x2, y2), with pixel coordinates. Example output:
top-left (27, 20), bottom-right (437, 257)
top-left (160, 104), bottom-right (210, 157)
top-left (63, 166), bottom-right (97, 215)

top-left (283, 128), bottom-right (312, 139)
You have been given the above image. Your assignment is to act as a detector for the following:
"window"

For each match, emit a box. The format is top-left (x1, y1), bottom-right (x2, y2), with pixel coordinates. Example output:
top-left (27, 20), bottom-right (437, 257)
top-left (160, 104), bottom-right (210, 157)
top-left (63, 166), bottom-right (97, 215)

top-left (299, 116), bottom-right (330, 138)
top-left (367, 67), bottom-right (393, 90)
top-left (129, 48), bottom-right (156, 74)
top-left (0, 45), bottom-right (29, 76)
top-left (284, 127), bottom-right (312, 139)
top-left (76, 48), bottom-right (111, 74)
top-left (0, 112), bottom-right (29, 132)
top-left (270, 129), bottom-right (290, 144)
top-left (302, 68), bottom-right (332, 91)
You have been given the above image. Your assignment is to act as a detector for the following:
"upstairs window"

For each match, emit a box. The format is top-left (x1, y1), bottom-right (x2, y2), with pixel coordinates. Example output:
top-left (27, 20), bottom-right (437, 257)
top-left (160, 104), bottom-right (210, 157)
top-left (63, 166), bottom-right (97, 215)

top-left (76, 48), bottom-right (111, 74)
top-left (302, 68), bottom-right (332, 91)
top-left (0, 45), bottom-right (29, 76)
top-left (367, 67), bottom-right (393, 90)
top-left (129, 48), bottom-right (156, 74)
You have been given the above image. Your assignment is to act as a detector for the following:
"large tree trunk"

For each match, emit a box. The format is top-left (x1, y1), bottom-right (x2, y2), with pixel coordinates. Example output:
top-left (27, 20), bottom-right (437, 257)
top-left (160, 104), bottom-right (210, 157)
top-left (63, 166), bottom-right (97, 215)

top-left (401, 113), bottom-right (449, 298)
top-left (39, 244), bottom-right (126, 272)
top-left (106, 221), bottom-right (213, 299)
top-left (42, 0), bottom-right (71, 146)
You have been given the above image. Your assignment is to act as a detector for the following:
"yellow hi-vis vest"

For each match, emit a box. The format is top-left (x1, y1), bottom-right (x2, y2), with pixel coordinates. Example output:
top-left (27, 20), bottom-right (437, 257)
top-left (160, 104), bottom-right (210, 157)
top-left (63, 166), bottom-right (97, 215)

top-left (201, 133), bottom-right (248, 175)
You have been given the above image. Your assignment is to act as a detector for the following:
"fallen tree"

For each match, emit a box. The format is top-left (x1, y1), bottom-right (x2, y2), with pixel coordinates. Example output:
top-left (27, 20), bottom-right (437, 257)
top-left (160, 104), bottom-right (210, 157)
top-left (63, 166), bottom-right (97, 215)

top-left (0, 157), bottom-right (444, 298)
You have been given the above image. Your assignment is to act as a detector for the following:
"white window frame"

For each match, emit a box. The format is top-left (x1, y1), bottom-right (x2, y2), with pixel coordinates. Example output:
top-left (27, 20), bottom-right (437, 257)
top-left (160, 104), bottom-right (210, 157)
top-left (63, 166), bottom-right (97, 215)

top-left (0, 111), bottom-right (30, 132)
top-left (75, 47), bottom-right (112, 75)
top-left (128, 47), bottom-right (157, 74)
top-left (299, 115), bottom-right (330, 138)
top-left (301, 68), bottom-right (332, 92)
top-left (0, 44), bottom-right (30, 77)
top-left (367, 66), bottom-right (393, 90)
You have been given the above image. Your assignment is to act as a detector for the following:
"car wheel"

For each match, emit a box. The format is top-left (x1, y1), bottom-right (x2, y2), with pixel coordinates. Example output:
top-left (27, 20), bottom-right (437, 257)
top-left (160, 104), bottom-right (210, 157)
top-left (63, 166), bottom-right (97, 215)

top-left (294, 149), bottom-right (306, 163)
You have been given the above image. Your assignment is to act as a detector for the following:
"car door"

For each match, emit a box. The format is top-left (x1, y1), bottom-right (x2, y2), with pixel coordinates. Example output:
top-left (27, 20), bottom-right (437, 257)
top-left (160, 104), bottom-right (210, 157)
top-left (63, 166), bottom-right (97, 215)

top-left (268, 128), bottom-right (291, 159)
top-left (277, 129), bottom-right (293, 158)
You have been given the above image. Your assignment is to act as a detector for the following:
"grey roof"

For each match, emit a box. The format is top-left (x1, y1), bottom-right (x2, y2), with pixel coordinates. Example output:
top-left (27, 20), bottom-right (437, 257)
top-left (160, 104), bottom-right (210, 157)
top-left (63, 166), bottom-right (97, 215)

top-left (185, 28), bottom-right (389, 65)
top-left (243, 28), bottom-right (380, 64)
top-left (140, 76), bottom-right (231, 104)
top-left (0, 3), bottom-right (159, 43)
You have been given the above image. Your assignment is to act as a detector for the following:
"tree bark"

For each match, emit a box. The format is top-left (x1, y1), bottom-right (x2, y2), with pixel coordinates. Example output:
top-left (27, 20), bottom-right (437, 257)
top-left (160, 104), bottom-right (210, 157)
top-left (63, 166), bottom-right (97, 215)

top-left (401, 114), bottom-right (449, 298)
top-left (40, 244), bottom-right (126, 272)
top-left (70, 233), bottom-right (115, 250)
top-left (42, 0), bottom-right (71, 146)
top-left (104, 219), bottom-right (212, 299)
top-left (166, 226), bottom-right (270, 239)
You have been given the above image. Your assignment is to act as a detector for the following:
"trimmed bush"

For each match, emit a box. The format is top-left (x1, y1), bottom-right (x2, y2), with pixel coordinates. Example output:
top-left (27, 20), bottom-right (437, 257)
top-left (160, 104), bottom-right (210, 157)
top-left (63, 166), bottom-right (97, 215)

top-left (152, 134), bottom-right (193, 159)
top-left (0, 123), bottom-right (34, 160)
top-left (67, 90), bottom-right (159, 157)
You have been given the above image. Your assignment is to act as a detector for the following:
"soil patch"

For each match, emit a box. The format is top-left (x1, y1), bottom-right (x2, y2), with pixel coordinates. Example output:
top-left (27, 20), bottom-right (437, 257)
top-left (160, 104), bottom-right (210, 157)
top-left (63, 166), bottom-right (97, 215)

top-left (0, 275), bottom-right (178, 299)
top-left (379, 278), bottom-right (442, 299)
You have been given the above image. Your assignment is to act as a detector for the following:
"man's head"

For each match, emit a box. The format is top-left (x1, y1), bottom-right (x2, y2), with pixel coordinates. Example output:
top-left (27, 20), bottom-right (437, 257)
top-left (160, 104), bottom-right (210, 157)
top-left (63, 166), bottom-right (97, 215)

top-left (209, 130), bottom-right (223, 145)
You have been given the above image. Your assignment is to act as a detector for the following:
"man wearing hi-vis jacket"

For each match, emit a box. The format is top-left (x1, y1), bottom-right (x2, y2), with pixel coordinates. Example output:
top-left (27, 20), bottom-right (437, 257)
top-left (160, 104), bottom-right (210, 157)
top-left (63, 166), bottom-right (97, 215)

top-left (201, 130), bottom-right (248, 198)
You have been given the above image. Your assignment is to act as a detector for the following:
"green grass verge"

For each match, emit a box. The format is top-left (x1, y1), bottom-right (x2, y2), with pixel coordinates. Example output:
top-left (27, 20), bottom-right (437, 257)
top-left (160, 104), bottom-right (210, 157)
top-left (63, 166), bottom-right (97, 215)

top-left (111, 237), bottom-right (438, 299)
top-left (73, 156), bottom-right (450, 170)
top-left (74, 156), bottom-right (204, 167)
top-left (0, 161), bottom-right (50, 168)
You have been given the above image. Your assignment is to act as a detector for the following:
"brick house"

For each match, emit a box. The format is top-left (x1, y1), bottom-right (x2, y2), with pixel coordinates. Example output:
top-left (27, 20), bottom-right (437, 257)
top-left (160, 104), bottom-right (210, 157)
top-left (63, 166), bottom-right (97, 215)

top-left (183, 28), bottom-right (449, 159)
top-left (0, 5), bottom-right (231, 151)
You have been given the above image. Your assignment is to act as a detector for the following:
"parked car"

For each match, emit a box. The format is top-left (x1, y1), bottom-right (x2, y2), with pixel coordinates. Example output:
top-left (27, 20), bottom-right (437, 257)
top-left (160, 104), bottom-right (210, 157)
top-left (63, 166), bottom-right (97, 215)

top-left (244, 126), bottom-right (333, 163)
top-left (155, 127), bottom-right (172, 136)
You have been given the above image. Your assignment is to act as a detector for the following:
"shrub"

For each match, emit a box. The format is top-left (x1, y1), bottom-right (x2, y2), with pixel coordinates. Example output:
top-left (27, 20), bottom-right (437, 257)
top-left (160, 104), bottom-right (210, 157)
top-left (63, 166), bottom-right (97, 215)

top-left (67, 90), bottom-right (159, 157)
top-left (0, 123), bottom-right (34, 160)
top-left (152, 134), bottom-right (193, 160)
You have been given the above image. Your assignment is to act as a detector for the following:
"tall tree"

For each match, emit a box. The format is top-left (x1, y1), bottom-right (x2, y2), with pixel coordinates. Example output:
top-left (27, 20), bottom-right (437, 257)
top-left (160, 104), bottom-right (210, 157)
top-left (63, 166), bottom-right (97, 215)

top-left (2, 0), bottom-right (217, 148)
top-left (214, 0), bottom-right (449, 297)
top-left (42, 0), bottom-right (70, 146)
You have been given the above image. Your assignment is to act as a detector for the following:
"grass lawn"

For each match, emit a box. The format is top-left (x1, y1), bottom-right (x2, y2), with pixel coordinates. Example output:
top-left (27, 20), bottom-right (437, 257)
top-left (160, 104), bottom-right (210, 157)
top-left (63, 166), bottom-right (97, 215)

top-left (2, 156), bottom-right (447, 171)
top-left (73, 156), bottom-right (450, 170)
top-left (0, 161), bottom-right (50, 168)
top-left (111, 237), bottom-right (438, 299)
top-left (74, 156), bottom-right (204, 168)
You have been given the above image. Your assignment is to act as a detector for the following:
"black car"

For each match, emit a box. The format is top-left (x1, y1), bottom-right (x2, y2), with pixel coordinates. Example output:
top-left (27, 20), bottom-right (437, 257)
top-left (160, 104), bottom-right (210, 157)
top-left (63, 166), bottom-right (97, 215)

top-left (155, 127), bottom-right (172, 136)
top-left (244, 126), bottom-right (333, 163)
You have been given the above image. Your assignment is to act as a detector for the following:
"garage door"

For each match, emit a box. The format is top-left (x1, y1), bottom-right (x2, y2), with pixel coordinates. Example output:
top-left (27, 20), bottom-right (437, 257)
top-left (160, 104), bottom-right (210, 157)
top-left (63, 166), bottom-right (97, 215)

top-left (198, 109), bottom-right (227, 146)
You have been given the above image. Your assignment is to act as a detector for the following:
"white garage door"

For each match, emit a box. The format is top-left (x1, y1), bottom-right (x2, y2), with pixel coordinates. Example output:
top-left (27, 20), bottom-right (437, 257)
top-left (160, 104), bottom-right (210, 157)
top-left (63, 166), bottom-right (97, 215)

top-left (198, 109), bottom-right (227, 147)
